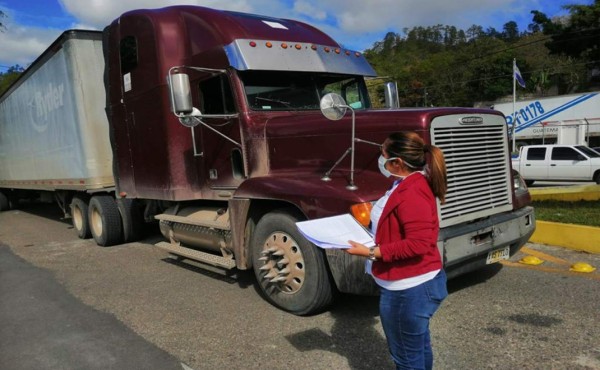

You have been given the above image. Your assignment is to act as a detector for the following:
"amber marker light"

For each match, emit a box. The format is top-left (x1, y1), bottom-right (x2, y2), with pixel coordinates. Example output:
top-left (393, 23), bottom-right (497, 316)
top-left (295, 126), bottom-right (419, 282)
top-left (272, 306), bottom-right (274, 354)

top-left (345, 50), bottom-right (351, 56)
top-left (295, 44), bottom-right (302, 50)
top-left (334, 48), bottom-right (340, 54)
top-left (266, 42), bottom-right (273, 48)
top-left (324, 47), bottom-right (330, 53)
top-left (311, 44), bottom-right (317, 50)
top-left (281, 42), bottom-right (288, 49)
top-left (350, 202), bottom-right (373, 227)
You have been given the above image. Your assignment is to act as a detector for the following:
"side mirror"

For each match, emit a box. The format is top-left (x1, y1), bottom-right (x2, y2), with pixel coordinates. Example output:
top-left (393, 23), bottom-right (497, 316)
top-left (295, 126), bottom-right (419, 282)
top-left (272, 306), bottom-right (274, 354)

top-left (168, 73), bottom-right (193, 115)
top-left (384, 82), bottom-right (400, 108)
top-left (320, 93), bottom-right (348, 121)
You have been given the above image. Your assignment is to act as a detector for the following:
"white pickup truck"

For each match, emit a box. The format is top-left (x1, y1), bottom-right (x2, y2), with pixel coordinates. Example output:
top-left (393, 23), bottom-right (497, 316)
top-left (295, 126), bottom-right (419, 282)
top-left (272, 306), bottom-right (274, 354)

top-left (512, 145), bottom-right (600, 185)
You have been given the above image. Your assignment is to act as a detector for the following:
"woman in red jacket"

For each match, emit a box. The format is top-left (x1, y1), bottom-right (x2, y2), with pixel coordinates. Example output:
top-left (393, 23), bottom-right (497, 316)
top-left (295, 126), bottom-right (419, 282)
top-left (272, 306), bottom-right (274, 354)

top-left (347, 131), bottom-right (448, 370)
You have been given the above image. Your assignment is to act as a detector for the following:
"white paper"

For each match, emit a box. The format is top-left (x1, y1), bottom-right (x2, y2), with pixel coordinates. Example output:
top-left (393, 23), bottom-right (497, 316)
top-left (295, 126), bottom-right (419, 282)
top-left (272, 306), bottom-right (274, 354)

top-left (296, 214), bottom-right (375, 249)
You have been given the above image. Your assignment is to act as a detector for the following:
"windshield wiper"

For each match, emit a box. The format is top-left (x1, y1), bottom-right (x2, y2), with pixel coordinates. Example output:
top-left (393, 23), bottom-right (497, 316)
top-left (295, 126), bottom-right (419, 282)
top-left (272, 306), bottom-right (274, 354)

top-left (254, 96), bottom-right (293, 109)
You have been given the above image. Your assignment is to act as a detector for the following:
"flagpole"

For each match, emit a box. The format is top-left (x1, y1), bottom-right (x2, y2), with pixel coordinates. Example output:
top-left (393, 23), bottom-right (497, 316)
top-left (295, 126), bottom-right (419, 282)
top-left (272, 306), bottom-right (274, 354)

top-left (512, 58), bottom-right (516, 153)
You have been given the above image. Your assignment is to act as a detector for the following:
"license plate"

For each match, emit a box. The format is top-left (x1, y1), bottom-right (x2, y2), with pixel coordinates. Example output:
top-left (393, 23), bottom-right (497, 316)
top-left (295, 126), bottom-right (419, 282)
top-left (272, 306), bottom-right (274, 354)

top-left (486, 247), bottom-right (510, 264)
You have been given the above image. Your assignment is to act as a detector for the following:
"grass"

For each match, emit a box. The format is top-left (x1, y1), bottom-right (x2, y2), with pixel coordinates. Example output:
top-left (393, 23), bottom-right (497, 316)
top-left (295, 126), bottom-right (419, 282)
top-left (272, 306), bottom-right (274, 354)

top-left (532, 200), bottom-right (600, 227)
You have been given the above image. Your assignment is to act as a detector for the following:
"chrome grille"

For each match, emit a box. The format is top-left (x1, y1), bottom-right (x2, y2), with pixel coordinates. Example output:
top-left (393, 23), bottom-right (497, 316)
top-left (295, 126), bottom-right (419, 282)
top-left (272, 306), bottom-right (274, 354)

top-left (431, 114), bottom-right (513, 228)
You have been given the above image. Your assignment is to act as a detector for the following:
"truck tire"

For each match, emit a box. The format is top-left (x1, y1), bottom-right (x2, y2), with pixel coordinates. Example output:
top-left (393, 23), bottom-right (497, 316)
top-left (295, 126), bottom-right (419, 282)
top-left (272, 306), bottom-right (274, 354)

top-left (594, 172), bottom-right (600, 185)
top-left (70, 195), bottom-right (91, 239)
top-left (117, 198), bottom-right (144, 243)
top-left (89, 195), bottom-right (123, 247)
top-left (0, 192), bottom-right (8, 212)
top-left (251, 210), bottom-right (334, 315)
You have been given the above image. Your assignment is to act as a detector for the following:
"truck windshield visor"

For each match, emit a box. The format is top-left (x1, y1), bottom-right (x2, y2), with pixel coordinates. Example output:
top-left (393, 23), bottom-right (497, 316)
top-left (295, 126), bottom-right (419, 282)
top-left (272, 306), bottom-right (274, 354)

top-left (239, 71), bottom-right (370, 111)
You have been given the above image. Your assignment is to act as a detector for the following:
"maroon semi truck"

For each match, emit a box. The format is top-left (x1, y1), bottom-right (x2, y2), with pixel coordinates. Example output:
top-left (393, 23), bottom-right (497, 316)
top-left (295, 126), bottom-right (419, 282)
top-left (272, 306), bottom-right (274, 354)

top-left (1, 6), bottom-right (535, 315)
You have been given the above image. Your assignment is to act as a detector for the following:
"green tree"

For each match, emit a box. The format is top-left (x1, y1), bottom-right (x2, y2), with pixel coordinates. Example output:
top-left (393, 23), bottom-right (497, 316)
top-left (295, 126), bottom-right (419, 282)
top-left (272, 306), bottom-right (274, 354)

top-left (0, 65), bottom-right (24, 95)
top-left (532, 1), bottom-right (600, 65)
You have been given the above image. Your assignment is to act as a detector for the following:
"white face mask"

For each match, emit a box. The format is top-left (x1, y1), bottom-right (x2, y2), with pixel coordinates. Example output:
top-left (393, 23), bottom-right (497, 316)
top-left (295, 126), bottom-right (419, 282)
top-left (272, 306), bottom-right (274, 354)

top-left (378, 155), bottom-right (405, 179)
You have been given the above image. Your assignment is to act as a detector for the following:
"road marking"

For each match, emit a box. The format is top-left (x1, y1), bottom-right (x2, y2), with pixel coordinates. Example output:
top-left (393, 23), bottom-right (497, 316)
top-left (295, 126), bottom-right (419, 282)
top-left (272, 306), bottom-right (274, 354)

top-left (500, 260), bottom-right (600, 280)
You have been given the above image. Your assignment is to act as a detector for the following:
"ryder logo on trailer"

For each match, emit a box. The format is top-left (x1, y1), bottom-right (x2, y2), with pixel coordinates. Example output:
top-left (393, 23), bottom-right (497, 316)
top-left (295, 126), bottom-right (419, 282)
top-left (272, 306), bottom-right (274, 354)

top-left (29, 83), bottom-right (65, 133)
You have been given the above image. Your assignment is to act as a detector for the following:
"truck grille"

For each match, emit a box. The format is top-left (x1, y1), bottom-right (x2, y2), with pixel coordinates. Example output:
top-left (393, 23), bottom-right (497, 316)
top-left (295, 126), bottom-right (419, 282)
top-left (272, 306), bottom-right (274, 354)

top-left (431, 114), bottom-right (513, 228)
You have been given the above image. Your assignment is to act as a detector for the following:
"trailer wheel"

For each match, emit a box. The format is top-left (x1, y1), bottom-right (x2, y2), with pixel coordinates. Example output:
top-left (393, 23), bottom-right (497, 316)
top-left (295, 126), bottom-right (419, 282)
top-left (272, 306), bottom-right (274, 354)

top-left (89, 195), bottom-right (123, 247)
top-left (251, 210), bottom-right (334, 315)
top-left (0, 192), bottom-right (8, 212)
top-left (70, 195), bottom-right (91, 239)
top-left (117, 198), bottom-right (144, 243)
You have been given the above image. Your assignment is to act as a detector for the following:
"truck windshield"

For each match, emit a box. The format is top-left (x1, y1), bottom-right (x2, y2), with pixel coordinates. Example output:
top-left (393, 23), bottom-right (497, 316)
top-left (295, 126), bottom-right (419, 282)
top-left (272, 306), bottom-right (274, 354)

top-left (238, 71), bottom-right (370, 111)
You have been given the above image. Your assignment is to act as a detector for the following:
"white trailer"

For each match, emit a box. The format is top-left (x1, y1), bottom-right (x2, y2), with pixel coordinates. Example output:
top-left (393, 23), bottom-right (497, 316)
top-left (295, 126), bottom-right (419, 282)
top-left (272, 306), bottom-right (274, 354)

top-left (0, 31), bottom-right (115, 230)
top-left (492, 92), bottom-right (600, 146)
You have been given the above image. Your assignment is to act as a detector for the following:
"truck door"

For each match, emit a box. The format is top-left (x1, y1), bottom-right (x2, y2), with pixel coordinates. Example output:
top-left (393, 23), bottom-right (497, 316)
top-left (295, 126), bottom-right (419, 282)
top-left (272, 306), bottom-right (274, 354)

top-left (195, 74), bottom-right (245, 189)
top-left (522, 147), bottom-right (548, 180)
top-left (548, 146), bottom-right (590, 180)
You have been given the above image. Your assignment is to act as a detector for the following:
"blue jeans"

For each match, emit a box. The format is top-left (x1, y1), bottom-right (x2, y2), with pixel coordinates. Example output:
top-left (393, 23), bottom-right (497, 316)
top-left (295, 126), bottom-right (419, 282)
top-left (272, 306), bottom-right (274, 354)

top-left (379, 270), bottom-right (448, 370)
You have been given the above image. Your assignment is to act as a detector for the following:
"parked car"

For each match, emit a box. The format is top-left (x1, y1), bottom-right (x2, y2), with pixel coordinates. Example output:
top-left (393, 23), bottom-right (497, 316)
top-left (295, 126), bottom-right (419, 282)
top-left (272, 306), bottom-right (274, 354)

top-left (512, 145), bottom-right (600, 185)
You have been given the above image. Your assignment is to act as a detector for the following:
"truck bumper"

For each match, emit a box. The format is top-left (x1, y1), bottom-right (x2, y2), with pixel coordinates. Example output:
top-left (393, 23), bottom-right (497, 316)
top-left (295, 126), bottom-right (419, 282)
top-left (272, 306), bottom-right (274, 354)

top-left (324, 206), bottom-right (535, 295)
top-left (442, 206), bottom-right (535, 279)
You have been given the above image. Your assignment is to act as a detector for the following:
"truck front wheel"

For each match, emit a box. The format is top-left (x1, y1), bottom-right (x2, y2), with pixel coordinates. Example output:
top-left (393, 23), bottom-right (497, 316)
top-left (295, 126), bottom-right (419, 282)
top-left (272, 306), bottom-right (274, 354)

top-left (70, 195), bottom-right (91, 239)
top-left (251, 210), bottom-right (334, 315)
top-left (89, 195), bottom-right (123, 247)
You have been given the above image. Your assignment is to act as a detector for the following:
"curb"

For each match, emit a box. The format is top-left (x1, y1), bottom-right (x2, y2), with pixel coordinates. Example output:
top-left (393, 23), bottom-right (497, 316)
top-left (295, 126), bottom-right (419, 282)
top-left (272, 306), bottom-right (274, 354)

top-left (528, 184), bottom-right (600, 254)
top-left (529, 184), bottom-right (600, 201)
top-left (529, 221), bottom-right (600, 255)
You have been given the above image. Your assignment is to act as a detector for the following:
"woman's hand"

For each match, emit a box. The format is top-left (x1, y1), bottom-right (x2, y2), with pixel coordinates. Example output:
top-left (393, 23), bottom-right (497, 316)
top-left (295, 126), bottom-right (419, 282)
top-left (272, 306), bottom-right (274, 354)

top-left (345, 240), bottom-right (370, 257)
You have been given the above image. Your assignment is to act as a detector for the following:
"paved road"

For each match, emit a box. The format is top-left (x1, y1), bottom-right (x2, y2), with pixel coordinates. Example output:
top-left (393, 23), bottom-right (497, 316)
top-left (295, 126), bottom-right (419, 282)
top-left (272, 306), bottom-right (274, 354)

top-left (0, 246), bottom-right (182, 370)
top-left (1, 203), bottom-right (600, 370)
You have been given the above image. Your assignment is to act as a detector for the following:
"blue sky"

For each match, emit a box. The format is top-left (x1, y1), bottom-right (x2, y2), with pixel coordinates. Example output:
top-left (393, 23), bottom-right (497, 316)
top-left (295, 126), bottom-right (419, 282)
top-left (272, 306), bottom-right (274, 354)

top-left (0, 0), bottom-right (591, 71)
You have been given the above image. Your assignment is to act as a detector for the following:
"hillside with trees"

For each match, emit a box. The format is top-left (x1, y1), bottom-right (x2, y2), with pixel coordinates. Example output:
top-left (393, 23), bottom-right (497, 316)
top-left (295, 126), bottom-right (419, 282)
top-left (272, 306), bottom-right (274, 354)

top-left (364, 0), bottom-right (600, 108)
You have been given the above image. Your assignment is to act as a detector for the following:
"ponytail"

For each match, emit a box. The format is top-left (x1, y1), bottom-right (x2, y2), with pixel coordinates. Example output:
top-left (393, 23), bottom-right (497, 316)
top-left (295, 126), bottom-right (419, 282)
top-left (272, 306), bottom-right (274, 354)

top-left (426, 145), bottom-right (447, 204)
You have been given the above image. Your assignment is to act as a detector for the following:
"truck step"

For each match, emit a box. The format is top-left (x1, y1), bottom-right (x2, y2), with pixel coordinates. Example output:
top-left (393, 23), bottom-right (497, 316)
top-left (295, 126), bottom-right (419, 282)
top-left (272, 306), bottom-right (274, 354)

top-left (155, 241), bottom-right (236, 269)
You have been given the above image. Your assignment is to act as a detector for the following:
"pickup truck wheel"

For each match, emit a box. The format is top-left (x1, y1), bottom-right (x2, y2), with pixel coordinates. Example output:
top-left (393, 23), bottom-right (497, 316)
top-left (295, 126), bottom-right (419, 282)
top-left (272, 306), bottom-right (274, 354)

top-left (594, 172), bottom-right (600, 185)
top-left (0, 192), bottom-right (8, 212)
top-left (251, 210), bottom-right (334, 315)
top-left (70, 195), bottom-right (91, 239)
top-left (89, 195), bottom-right (123, 247)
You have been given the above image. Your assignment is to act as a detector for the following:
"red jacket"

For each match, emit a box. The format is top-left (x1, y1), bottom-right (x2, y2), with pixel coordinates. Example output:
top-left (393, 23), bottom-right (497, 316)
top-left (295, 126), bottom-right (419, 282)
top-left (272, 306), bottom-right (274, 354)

top-left (372, 172), bottom-right (443, 280)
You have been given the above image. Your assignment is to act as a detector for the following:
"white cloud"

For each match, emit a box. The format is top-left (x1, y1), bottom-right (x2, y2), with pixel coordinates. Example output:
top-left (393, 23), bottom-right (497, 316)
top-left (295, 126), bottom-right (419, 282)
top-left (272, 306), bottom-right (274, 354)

top-left (293, 1), bottom-right (327, 21)
top-left (0, 19), bottom-right (61, 68)
top-left (58, 0), bottom-right (254, 29)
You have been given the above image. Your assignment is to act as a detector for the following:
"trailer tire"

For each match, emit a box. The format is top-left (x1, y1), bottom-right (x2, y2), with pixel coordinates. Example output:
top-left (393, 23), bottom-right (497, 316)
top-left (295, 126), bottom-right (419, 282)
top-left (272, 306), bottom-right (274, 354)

top-left (89, 195), bottom-right (123, 247)
top-left (251, 210), bottom-right (334, 315)
top-left (117, 198), bottom-right (144, 243)
top-left (70, 195), bottom-right (91, 239)
top-left (0, 192), bottom-right (8, 212)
